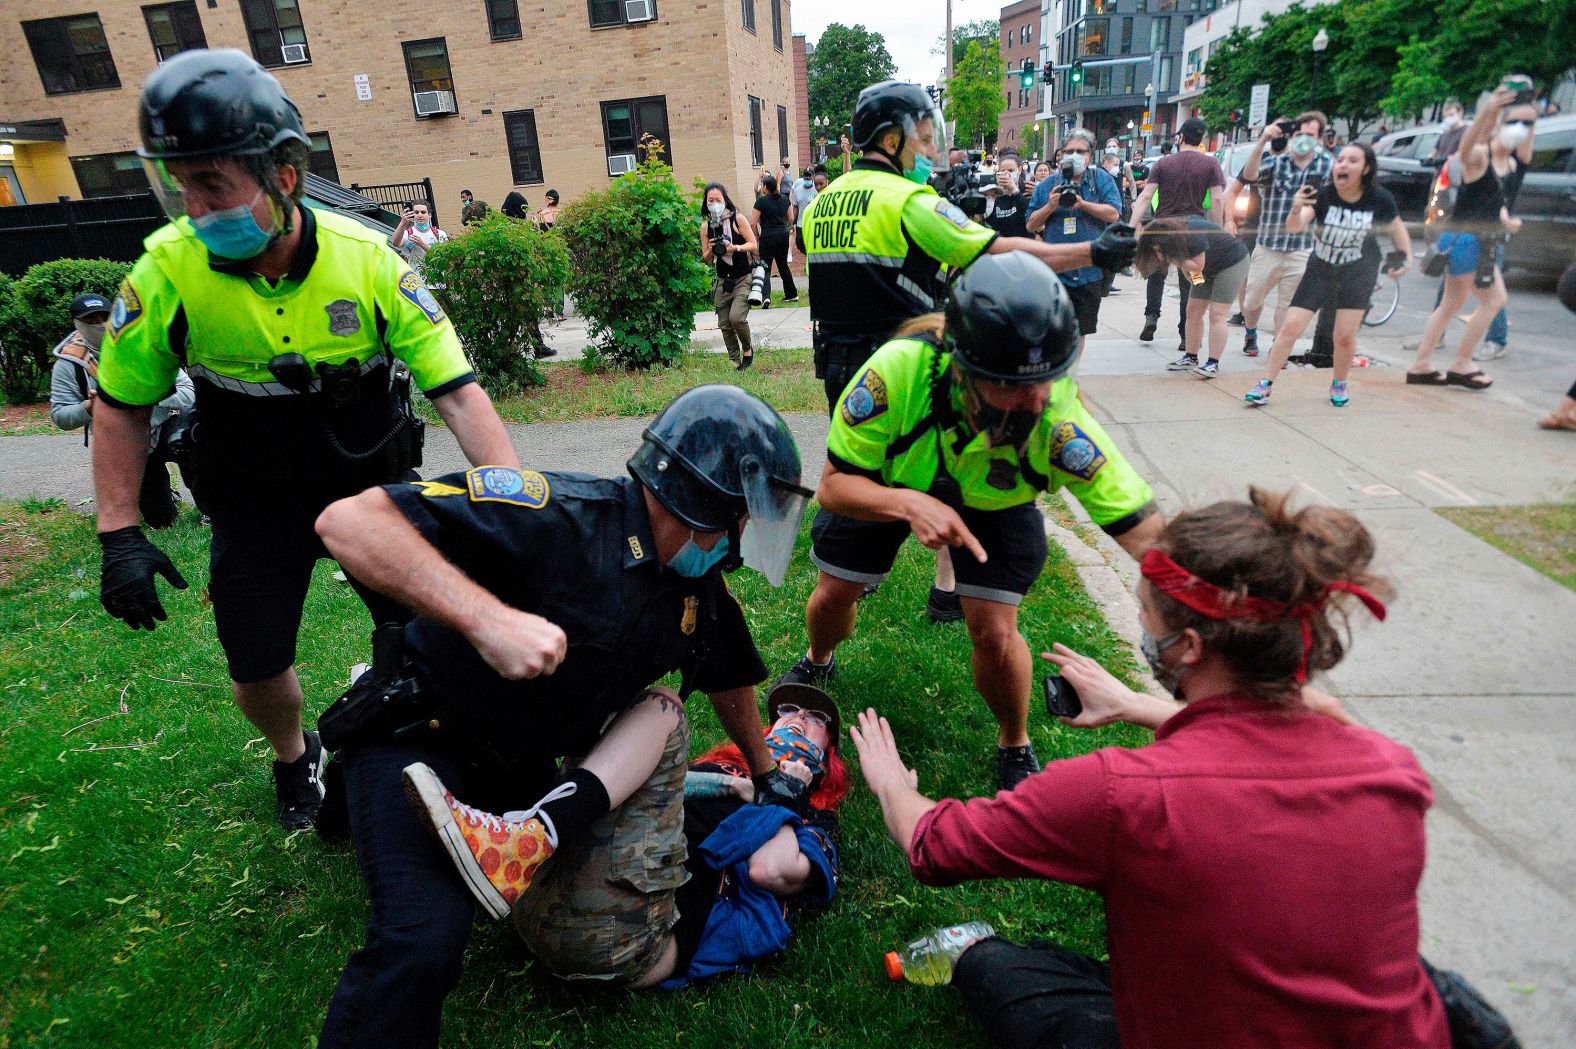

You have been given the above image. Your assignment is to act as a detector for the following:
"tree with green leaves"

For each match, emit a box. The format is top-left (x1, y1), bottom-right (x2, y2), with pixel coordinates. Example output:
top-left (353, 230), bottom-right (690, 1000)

top-left (1021, 122), bottom-right (1045, 161)
top-left (934, 19), bottom-right (1000, 69)
top-left (808, 24), bottom-right (899, 127)
top-left (1384, 0), bottom-right (1576, 116)
top-left (947, 39), bottom-right (1007, 151)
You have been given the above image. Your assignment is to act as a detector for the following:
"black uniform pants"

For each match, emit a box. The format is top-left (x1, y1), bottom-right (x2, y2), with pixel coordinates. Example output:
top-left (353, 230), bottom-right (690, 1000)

top-left (1144, 265), bottom-right (1191, 341)
top-left (952, 937), bottom-right (1121, 1049)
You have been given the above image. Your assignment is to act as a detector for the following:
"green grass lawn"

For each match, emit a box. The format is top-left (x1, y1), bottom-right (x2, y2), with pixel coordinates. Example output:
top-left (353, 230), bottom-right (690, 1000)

top-left (1439, 502), bottom-right (1576, 593)
top-left (0, 497), bottom-right (1149, 1048)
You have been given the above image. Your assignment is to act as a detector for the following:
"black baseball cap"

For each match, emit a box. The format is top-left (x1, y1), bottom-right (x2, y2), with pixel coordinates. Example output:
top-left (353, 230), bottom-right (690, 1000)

top-left (768, 683), bottom-right (840, 744)
top-left (70, 293), bottom-right (111, 318)
top-left (1179, 117), bottom-right (1207, 145)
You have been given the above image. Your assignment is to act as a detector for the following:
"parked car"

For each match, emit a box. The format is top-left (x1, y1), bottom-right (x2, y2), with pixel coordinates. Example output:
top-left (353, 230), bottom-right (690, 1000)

top-left (1376, 122), bottom-right (1446, 220)
top-left (1424, 114), bottom-right (1576, 279)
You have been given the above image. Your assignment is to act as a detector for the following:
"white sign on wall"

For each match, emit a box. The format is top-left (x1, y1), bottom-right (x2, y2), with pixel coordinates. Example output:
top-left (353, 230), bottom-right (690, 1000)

top-left (1248, 83), bottom-right (1271, 128)
top-left (354, 74), bottom-right (372, 102)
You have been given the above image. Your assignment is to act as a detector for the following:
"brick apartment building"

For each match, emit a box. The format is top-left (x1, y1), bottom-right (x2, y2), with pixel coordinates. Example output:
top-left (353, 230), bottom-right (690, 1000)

top-left (0, 0), bottom-right (799, 219)
top-left (998, 0), bottom-right (1040, 154)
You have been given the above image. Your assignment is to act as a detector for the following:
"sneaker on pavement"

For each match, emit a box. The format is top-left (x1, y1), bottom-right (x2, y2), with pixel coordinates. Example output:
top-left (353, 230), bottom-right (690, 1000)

top-left (782, 295), bottom-right (800, 303)
top-left (1472, 342), bottom-right (1508, 362)
top-left (1329, 380), bottom-right (1350, 407)
top-left (1242, 334), bottom-right (1260, 357)
top-left (1244, 379), bottom-right (1273, 405)
top-left (1227, 311), bottom-right (1245, 327)
top-left (926, 586), bottom-right (964, 624)
top-left (1139, 320), bottom-right (1157, 342)
top-left (403, 762), bottom-right (558, 919)
top-left (273, 730), bottom-right (326, 831)
top-left (1167, 353), bottom-right (1199, 371)
top-left (1193, 359), bottom-right (1220, 379)
top-left (773, 653), bottom-right (837, 690)
top-left (997, 743), bottom-right (1042, 790)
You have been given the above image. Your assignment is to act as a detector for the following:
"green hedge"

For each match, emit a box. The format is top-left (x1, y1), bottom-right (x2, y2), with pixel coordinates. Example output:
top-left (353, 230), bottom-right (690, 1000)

top-left (0, 258), bottom-right (132, 405)
top-left (558, 143), bottom-right (710, 370)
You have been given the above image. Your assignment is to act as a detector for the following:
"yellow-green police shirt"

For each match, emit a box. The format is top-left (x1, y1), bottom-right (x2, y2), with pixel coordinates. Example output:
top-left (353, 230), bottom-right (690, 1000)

top-left (827, 338), bottom-right (1155, 527)
top-left (805, 161), bottom-right (996, 337)
top-left (96, 205), bottom-right (473, 408)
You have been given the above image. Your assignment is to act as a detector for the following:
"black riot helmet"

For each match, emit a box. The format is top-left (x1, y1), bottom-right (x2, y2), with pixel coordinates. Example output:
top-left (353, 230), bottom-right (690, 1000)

top-left (628, 385), bottom-right (813, 585)
top-left (945, 253), bottom-right (1080, 385)
top-left (851, 81), bottom-right (946, 160)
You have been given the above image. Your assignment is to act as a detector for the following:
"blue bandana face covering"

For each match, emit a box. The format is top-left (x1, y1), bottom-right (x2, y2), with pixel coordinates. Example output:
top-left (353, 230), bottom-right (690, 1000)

top-left (766, 724), bottom-right (826, 777)
top-left (668, 533), bottom-right (730, 577)
top-left (191, 192), bottom-right (277, 260)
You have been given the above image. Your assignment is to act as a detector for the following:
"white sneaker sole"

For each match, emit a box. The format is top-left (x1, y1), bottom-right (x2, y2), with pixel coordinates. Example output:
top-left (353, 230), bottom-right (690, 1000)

top-left (402, 763), bottom-right (511, 920)
top-left (1193, 368), bottom-right (1219, 380)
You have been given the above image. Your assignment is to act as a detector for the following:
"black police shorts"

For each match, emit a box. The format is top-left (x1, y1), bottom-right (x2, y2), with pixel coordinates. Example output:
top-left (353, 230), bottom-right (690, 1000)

top-left (809, 502), bottom-right (1048, 606)
top-left (1063, 281), bottom-right (1103, 337)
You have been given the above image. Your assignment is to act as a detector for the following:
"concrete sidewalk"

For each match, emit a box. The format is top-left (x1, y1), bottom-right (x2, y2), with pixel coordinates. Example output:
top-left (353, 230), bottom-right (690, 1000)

top-left (3, 272), bottom-right (1573, 1042)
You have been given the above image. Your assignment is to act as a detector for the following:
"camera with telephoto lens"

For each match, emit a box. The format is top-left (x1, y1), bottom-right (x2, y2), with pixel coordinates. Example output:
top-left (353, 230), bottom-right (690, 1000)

top-left (707, 221), bottom-right (729, 260)
top-left (747, 260), bottom-right (769, 305)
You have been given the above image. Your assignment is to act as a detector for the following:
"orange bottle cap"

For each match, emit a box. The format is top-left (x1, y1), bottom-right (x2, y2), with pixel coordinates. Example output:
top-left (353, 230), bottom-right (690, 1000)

top-left (883, 951), bottom-right (903, 980)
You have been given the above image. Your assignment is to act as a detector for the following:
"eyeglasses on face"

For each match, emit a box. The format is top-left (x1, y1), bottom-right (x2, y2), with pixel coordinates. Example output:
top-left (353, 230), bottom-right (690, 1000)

top-left (775, 704), bottom-right (830, 728)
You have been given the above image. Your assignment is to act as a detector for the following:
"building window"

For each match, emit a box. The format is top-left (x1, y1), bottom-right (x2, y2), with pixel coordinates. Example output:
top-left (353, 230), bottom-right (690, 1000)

top-left (307, 132), bottom-right (339, 183)
top-left (777, 104), bottom-right (789, 166)
top-left (1150, 17), bottom-right (1170, 52)
top-left (240, 0), bottom-right (309, 67)
top-left (1120, 17), bottom-right (1133, 54)
top-left (589, 0), bottom-right (658, 27)
top-left (144, 3), bottom-right (207, 63)
top-left (748, 95), bottom-right (763, 166)
top-left (487, 0), bottom-right (522, 40)
top-left (402, 38), bottom-right (457, 117)
top-left (1154, 0), bottom-right (1178, 9)
top-left (71, 152), bottom-right (147, 197)
top-left (1085, 18), bottom-right (1107, 55)
top-left (1090, 0), bottom-right (1110, 13)
top-left (502, 110), bottom-right (544, 185)
top-left (770, 0), bottom-right (783, 51)
top-left (22, 15), bottom-right (120, 95)
top-left (1158, 54), bottom-right (1174, 93)
top-left (601, 96), bottom-right (672, 167)
top-left (742, 0), bottom-right (755, 33)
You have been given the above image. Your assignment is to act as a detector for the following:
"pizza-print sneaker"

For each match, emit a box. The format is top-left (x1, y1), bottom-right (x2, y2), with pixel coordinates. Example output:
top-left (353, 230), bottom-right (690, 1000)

top-left (403, 763), bottom-right (561, 919)
top-left (1329, 380), bottom-right (1350, 408)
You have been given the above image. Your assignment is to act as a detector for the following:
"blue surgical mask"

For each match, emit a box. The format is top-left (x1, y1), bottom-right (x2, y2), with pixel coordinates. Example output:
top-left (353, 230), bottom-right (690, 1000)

top-left (1290, 134), bottom-right (1318, 157)
top-left (191, 192), bottom-right (277, 260)
top-left (668, 532), bottom-right (730, 577)
top-left (414, 221), bottom-right (430, 231)
top-left (906, 152), bottom-right (935, 185)
top-left (1140, 628), bottom-right (1187, 696)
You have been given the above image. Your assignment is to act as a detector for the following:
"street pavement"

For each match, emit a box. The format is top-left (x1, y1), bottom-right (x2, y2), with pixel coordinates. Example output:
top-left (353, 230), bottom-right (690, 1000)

top-left (3, 268), bottom-right (1574, 1043)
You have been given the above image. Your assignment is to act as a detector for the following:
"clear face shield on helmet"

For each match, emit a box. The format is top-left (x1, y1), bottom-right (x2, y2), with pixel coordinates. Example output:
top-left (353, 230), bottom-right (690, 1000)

top-left (141, 151), bottom-right (293, 244)
top-left (736, 454), bottom-right (813, 586)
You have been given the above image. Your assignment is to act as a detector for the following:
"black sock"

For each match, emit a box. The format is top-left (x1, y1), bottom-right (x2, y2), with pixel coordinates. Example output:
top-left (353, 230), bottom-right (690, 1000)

top-left (527, 768), bottom-right (610, 849)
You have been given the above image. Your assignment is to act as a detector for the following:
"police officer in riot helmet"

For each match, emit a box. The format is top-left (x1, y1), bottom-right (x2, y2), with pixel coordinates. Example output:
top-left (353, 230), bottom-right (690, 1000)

top-left (92, 48), bottom-right (516, 830)
top-left (311, 386), bottom-right (813, 1042)
top-left (782, 254), bottom-right (1163, 789)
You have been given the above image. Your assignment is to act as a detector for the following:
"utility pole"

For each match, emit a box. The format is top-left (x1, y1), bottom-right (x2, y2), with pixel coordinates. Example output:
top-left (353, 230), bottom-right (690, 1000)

top-left (945, 0), bottom-right (954, 83)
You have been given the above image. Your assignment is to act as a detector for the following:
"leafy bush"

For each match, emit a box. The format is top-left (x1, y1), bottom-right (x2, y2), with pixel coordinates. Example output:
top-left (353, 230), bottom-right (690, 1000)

top-left (420, 213), bottom-right (570, 394)
top-left (558, 140), bottom-right (710, 370)
top-left (2, 258), bottom-right (131, 404)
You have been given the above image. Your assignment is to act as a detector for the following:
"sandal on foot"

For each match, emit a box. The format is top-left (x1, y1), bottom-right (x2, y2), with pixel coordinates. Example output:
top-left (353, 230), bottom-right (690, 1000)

top-left (1445, 370), bottom-right (1492, 390)
top-left (1406, 370), bottom-right (1448, 385)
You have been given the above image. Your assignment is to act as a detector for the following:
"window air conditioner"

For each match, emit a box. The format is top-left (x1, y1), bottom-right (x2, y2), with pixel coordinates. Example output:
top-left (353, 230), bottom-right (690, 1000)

top-left (280, 43), bottom-right (308, 64)
top-left (607, 152), bottom-right (638, 176)
top-left (414, 90), bottom-right (457, 116)
top-left (624, 0), bottom-right (655, 22)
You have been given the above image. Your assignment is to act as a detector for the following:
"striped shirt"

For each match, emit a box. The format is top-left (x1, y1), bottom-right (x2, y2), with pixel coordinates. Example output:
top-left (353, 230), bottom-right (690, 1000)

top-left (1256, 151), bottom-right (1335, 253)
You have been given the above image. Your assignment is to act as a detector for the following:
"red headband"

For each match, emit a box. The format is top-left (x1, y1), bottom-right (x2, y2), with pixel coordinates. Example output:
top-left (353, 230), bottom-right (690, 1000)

top-left (1139, 548), bottom-right (1386, 684)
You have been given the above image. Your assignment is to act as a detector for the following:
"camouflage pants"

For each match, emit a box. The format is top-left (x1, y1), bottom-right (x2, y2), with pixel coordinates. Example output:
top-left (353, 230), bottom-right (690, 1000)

top-left (512, 704), bottom-right (691, 985)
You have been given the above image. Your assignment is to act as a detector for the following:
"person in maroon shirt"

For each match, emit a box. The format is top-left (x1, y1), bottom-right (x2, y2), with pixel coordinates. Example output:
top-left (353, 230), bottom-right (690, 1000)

top-left (853, 488), bottom-right (1453, 1049)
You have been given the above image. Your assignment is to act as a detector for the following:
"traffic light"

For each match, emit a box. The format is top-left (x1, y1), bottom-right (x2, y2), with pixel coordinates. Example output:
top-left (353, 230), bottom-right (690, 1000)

top-left (1020, 65), bottom-right (1036, 91)
top-left (1070, 59), bottom-right (1084, 86)
top-left (1043, 61), bottom-right (1055, 89)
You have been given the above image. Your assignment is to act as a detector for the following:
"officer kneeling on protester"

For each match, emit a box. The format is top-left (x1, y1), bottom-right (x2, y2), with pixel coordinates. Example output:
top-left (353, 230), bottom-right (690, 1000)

top-left (782, 254), bottom-right (1164, 790)
top-left (311, 386), bottom-right (815, 1047)
top-left (90, 49), bottom-right (517, 831)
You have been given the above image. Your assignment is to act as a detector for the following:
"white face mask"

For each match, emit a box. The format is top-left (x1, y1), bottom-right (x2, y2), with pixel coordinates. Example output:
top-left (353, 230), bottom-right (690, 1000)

top-left (707, 202), bottom-right (726, 218)
top-left (1442, 113), bottom-right (1463, 129)
top-left (74, 320), bottom-right (107, 352)
top-left (1063, 152), bottom-right (1088, 177)
top-left (1290, 134), bottom-right (1318, 156)
top-left (1499, 123), bottom-right (1531, 149)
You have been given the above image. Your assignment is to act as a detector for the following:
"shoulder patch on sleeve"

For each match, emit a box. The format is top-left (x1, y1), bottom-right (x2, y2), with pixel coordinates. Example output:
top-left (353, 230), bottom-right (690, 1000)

top-left (1049, 422), bottom-right (1108, 481)
top-left (411, 480), bottom-right (467, 498)
top-left (108, 278), bottom-right (143, 340)
top-left (398, 269), bottom-right (447, 325)
top-left (466, 467), bottom-right (550, 508)
top-left (934, 199), bottom-right (971, 229)
top-left (838, 368), bottom-right (889, 427)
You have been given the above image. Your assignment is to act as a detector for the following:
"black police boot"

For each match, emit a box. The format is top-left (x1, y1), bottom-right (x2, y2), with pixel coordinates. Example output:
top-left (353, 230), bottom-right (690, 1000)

top-left (997, 743), bottom-right (1042, 791)
top-left (926, 586), bottom-right (964, 624)
top-left (273, 730), bottom-right (326, 831)
top-left (774, 653), bottom-right (837, 690)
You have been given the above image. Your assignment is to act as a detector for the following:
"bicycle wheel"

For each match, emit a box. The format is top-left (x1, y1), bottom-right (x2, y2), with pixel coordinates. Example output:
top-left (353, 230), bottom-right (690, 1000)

top-left (1363, 276), bottom-right (1400, 327)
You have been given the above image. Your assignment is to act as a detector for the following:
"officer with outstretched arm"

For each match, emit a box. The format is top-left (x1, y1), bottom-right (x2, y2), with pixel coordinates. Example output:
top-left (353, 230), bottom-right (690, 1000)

top-left (91, 49), bottom-right (517, 829)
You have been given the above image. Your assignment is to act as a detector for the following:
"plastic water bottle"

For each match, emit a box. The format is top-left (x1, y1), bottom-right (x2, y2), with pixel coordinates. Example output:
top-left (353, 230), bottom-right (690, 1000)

top-left (883, 922), bottom-right (995, 986)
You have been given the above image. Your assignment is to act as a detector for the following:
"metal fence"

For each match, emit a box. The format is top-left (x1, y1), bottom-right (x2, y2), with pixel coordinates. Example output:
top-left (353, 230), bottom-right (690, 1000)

top-left (0, 192), bottom-right (164, 276)
top-left (349, 177), bottom-right (438, 227)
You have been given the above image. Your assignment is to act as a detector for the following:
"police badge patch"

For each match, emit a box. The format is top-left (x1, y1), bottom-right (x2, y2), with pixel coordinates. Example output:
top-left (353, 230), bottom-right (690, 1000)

top-left (325, 299), bottom-right (361, 336)
top-left (108, 278), bottom-right (143, 339)
top-left (839, 368), bottom-right (889, 427)
top-left (1048, 422), bottom-right (1108, 481)
top-left (934, 199), bottom-right (971, 229)
top-left (466, 467), bottom-right (550, 508)
top-left (398, 270), bottom-right (446, 325)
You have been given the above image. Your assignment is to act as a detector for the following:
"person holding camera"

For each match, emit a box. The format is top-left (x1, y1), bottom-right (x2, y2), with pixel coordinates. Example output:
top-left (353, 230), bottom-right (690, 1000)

top-left (852, 487), bottom-right (1456, 1049)
top-left (390, 200), bottom-right (449, 271)
top-left (701, 183), bottom-right (760, 369)
top-left (1245, 143), bottom-right (1411, 408)
top-left (1027, 129), bottom-right (1123, 355)
top-left (983, 155), bottom-right (1031, 239)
